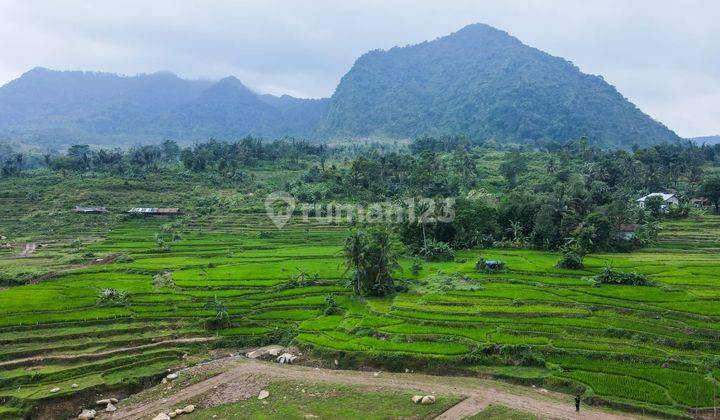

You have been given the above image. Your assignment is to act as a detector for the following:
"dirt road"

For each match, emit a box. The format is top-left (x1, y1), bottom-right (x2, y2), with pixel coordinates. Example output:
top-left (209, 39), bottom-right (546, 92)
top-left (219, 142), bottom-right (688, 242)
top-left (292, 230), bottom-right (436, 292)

top-left (109, 358), bottom-right (643, 420)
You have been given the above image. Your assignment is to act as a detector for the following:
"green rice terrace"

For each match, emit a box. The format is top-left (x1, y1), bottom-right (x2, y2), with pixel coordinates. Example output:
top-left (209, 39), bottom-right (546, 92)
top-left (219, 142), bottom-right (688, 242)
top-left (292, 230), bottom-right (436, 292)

top-left (1, 206), bottom-right (720, 418)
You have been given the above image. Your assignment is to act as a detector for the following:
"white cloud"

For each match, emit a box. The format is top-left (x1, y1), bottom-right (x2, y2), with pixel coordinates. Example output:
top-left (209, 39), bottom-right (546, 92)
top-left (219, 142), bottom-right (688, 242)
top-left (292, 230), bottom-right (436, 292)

top-left (0, 0), bottom-right (717, 136)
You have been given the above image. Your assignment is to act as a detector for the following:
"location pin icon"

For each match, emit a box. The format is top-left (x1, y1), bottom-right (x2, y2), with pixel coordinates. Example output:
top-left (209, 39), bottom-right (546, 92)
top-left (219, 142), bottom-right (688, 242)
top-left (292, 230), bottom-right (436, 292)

top-left (265, 191), bottom-right (296, 229)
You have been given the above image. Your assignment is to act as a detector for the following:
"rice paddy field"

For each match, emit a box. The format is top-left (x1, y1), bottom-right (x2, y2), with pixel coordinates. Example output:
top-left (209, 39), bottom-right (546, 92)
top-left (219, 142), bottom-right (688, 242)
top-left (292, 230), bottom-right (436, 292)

top-left (1, 204), bottom-right (720, 418)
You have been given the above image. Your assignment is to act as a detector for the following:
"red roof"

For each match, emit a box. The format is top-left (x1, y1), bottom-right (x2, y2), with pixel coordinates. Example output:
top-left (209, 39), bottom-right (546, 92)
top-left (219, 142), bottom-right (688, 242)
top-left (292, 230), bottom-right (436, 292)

top-left (619, 224), bottom-right (639, 232)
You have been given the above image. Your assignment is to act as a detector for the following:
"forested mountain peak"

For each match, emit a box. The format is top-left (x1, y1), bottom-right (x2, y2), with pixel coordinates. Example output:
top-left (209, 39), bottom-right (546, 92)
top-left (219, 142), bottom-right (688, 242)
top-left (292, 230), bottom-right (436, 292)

top-left (319, 23), bottom-right (680, 148)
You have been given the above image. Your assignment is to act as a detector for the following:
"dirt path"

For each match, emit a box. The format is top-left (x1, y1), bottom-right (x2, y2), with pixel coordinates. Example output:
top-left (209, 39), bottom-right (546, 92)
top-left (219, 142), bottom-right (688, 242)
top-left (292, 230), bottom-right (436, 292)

top-left (19, 242), bottom-right (36, 257)
top-left (109, 358), bottom-right (644, 420)
top-left (0, 337), bottom-right (214, 369)
top-left (435, 396), bottom-right (491, 419)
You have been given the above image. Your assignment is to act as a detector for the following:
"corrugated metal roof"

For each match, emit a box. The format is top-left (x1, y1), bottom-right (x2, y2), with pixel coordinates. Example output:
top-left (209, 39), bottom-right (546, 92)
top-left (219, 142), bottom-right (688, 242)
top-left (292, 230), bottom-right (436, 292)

top-left (74, 206), bottom-right (107, 213)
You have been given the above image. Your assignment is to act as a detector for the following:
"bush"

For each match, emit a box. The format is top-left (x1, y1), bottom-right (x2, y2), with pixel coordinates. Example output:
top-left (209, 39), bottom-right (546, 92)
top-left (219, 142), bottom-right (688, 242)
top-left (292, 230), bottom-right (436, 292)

top-left (592, 267), bottom-right (654, 286)
top-left (97, 288), bottom-right (129, 306)
top-left (419, 239), bottom-right (455, 261)
top-left (322, 294), bottom-right (343, 316)
top-left (556, 250), bottom-right (584, 269)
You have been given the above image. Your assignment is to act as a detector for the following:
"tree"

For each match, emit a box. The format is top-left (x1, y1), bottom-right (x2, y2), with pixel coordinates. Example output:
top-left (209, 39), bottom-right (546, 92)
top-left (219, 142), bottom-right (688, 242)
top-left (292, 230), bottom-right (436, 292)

top-left (498, 149), bottom-right (527, 188)
top-left (343, 228), bottom-right (399, 296)
top-left (161, 140), bottom-right (181, 163)
top-left (644, 195), bottom-right (666, 218)
top-left (701, 176), bottom-right (720, 213)
top-left (557, 223), bottom-right (596, 269)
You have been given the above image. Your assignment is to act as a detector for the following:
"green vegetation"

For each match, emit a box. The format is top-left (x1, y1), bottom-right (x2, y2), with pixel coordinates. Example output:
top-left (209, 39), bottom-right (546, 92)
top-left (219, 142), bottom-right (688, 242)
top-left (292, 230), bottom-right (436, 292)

top-left (320, 24), bottom-right (679, 148)
top-left (467, 404), bottom-right (537, 420)
top-left (2, 135), bottom-right (720, 418)
top-left (183, 380), bottom-right (461, 419)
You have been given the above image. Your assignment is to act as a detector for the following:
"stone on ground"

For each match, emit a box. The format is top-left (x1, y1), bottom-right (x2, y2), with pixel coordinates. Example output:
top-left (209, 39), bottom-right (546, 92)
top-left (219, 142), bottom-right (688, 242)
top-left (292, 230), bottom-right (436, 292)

top-left (78, 409), bottom-right (96, 420)
top-left (258, 390), bottom-right (270, 400)
top-left (152, 413), bottom-right (171, 420)
top-left (105, 402), bottom-right (116, 412)
top-left (411, 395), bottom-right (423, 404)
top-left (420, 395), bottom-right (436, 405)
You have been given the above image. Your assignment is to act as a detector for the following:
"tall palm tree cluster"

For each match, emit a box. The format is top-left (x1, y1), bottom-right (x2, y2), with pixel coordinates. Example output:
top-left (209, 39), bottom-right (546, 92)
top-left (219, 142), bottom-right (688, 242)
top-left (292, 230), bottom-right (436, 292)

top-left (343, 228), bottom-right (400, 296)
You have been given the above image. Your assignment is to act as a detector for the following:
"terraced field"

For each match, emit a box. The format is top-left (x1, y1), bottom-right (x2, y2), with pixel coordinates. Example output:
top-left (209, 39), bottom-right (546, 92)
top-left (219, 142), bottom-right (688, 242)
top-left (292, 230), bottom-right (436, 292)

top-left (1, 212), bottom-right (720, 418)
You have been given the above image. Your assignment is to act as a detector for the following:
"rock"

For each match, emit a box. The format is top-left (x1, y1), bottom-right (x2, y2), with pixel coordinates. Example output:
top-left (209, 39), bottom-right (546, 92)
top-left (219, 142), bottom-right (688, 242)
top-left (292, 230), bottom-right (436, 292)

top-left (50, 387), bottom-right (60, 393)
top-left (334, 359), bottom-right (339, 366)
top-left (258, 390), bottom-right (270, 400)
top-left (246, 345), bottom-right (284, 359)
top-left (183, 405), bottom-right (195, 413)
top-left (110, 398), bottom-right (119, 404)
top-left (78, 409), bottom-right (97, 420)
top-left (168, 412), bottom-right (177, 419)
top-left (105, 403), bottom-right (116, 412)
top-left (276, 353), bottom-right (297, 364)
top-left (152, 414), bottom-right (171, 420)
top-left (412, 395), bottom-right (423, 404)
top-left (71, 383), bottom-right (79, 388)
top-left (373, 372), bottom-right (380, 377)
top-left (420, 395), bottom-right (436, 405)
top-left (162, 378), bottom-right (168, 384)
top-left (166, 372), bottom-right (179, 380)
top-left (96, 399), bottom-right (111, 405)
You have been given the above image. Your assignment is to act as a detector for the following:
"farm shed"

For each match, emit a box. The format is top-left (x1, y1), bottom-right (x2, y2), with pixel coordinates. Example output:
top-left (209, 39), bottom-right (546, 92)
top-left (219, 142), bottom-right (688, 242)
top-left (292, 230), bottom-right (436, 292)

top-left (128, 207), bottom-right (180, 215)
top-left (73, 206), bottom-right (108, 214)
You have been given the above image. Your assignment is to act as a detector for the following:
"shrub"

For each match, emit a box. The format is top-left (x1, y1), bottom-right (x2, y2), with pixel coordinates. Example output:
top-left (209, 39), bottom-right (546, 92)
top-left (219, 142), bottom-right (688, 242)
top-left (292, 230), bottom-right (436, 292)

top-left (419, 239), bottom-right (455, 262)
top-left (410, 258), bottom-right (423, 276)
top-left (153, 271), bottom-right (175, 289)
top-left (592, 267), bottom-right (654, 286)
top-left (322, 294), bottom-right (343, 316)
top-left (556, 250), bottom-right (584, 269)
top-left (97, 288), bottom-right (129, 306)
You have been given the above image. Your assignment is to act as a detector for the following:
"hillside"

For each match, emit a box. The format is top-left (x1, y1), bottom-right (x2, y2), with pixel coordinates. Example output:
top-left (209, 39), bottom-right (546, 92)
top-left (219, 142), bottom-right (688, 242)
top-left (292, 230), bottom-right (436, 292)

top-left (691, 135), bottom-right (720, 145)
top-left (0, 24), bottom-right (682, 149)
top-left (319, 24), bottom-right (680, 148)
top-left (0, 68), bottom-right (327, 148)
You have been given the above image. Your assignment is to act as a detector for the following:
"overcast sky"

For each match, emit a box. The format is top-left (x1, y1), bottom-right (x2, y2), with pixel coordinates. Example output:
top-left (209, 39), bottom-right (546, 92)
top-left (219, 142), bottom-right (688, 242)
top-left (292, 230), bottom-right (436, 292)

top-left (0, 0), bottom-right (718, 137)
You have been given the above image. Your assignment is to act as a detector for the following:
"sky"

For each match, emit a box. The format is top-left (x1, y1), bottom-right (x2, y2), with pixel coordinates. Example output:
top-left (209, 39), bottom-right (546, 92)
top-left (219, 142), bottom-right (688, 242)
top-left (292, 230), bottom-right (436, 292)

top-left (0, 0), bottom-right (718, 138)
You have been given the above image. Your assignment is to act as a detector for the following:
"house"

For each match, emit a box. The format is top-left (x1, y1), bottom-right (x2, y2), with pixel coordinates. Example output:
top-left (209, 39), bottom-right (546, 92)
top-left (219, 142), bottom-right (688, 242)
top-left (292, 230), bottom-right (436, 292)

top-left (73, 206), bottom-right (108, 214)
top-left (128, 207), bottom-right (180, 215)
top-left (619, 224), bottom-right (639, 240)
top-left (690, 197), bottom-right (709, 208)
top-left (636, 193), bottom-right (679, 210)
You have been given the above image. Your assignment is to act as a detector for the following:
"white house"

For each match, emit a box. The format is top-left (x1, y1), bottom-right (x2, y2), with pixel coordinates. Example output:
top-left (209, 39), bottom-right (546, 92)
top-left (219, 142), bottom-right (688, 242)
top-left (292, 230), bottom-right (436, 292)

top-left (636, 193), bottom-right (679, 210)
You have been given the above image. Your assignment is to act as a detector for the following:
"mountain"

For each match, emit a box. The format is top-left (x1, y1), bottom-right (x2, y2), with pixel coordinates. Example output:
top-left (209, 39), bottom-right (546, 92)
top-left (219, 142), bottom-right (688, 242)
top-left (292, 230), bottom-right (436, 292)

top-left (0, 68), bottom-right (326, 148)
top-left (0, 24), bottom-right (682, 149)
top-left (690, 135), bottom-right (720, 145)
top-left (318, 24), bottom-right (680, 148)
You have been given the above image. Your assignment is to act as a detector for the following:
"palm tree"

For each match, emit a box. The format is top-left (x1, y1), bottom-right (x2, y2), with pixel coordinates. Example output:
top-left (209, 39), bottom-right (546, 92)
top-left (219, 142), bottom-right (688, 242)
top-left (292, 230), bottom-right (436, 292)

top-left (343, 231), bottom-right (367, 295)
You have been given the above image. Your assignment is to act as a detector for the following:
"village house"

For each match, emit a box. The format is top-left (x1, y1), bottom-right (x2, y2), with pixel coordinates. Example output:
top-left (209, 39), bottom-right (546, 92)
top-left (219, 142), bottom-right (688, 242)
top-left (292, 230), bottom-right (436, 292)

top-left (73, 206), bottom-right (108, 214)
top-left (619, 224), bottom-right (639, 240)
top-left (636, 193), bottom-right (679, 210)
top-left (689, 197), bottom-right (709, 208)
top-left (128, 207), bottom-right (180, 215)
